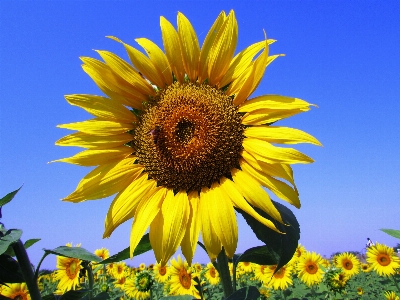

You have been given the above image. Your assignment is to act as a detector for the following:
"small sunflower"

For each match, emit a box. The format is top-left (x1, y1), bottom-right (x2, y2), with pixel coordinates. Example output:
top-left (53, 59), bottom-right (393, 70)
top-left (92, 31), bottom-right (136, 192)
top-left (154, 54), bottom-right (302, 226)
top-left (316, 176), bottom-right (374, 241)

top-left (55, 10), bottom-right (320, 265)
top-left (168, 256), bottom-right (199, 298)
top-left (253, 264), bottom-right (270, 284)
top-left (113, 276), bottom-right (126, 290)
top-left (296, 251), bottom-right (324, 286)
top-left (238, 261), bottom-right (254, 273)
top-left (54, 255), bottom-right (82, 293)
top-left (264, 265), bottom-right (293, 290)
top-left (94, 247), bottom-right (110, 260)
top-left (139, 263), bottom-right (146, 271)
top-left (112, 262), bottom-right (127, 280)
top-left (154, 262), bottom-right (170, 283)
top-left (366, 243), bottom-right (400, 277)
top-left (360, 263), bottom-right (372, 272)
top-left (124, 274), bottom-right (151, 300)
top-left (334, 252), bottom-right (360, 277)
top-left (384, 291), bottom-right (400, 300)
top-left (357, 287), bottom-right (363, 295)
top-left (204, 262), bottom-right (220, 285)
top-left (1, 283), bottom-right (30, 300)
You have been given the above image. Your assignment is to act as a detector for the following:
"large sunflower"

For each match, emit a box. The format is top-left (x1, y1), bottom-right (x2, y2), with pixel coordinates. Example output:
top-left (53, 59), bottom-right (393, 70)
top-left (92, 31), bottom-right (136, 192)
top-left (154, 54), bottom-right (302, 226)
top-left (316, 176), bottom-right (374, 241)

top-left (334, 252), bottom-right (360, 277)
top-left (55, 10), bottom-right (320, 265)
top-left (1, 283), bottom-right (30, 300)
top-left (296, 251), bottom-right (324, 287)
top-left (366, 243), bottom-right (400, 277)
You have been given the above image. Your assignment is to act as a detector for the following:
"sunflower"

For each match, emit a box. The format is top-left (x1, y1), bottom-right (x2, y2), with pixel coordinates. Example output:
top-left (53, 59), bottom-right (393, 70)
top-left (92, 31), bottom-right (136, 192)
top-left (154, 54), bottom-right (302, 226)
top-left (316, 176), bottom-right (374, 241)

top-left (154, 262), bottom-right (170, 283)
top-left (238, 261), bottom-right (254, 273)
top-left (264, 265), bottom-right (293, 290)
top-left (54, 255), bottom-right (83, 293)
top-left (334, 252), bottom-right (360, 277)
top-left (385, 291), bottom-right (400, 300)
top-left (1, 283), bottom-right (30, 300)
top-left (366, 243), bottom-right (400, 277)
top-left (360, 263), bottom-right (372, 272)
top-left (296, 251), bottom-right (324, 286)
top-left (55, 10), bottom-right (320, 265)
top-left (253, 264), bottom-right (270, 284)
top-left (169, 256), bottom-right (199, 297)
top-left (124, 275), bottom-right (151, 300)
top-left (357, 287), bottom-right (363, 295)
top-left (112, 262), bottom-right (127, 280)
top-left (113, 276), bottom-right (126, 290)
top-left (204, 262), bottom-right (220, 285)
top-left (94, 247), bottom-right (110, 260)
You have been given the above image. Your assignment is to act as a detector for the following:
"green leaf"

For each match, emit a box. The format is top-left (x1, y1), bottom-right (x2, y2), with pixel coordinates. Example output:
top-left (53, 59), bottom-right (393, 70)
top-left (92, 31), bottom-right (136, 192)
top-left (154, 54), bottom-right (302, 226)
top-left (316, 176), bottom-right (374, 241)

top-left (92, 292), bottom-right (110, 300)
top-left (44, 246), bottom-right (102, 263)
top-left (0, 186), bottom-right (23, 208)
top-left (0, 254), bottom-right (24, 284)
top-left (225, 286), bottom-right (260, 300)
top-left (236, 200), bottom-right (300, 272)
top-left (99, 233), bottom-right (151, 264)
top-left (380, 229), bottom-right (400, 239)
top-left (4, 238), bottom-right (41, 257)
top-left (0, 229), bottom-right (22, 256)
top-left (60, 290), bottom-right (90, 300)
top-left (41, 294), bottom-right (56, 300)
top-left (235, 245), bottom-right (278, 266)
top-left (159, 296), bottom-right (194, 300)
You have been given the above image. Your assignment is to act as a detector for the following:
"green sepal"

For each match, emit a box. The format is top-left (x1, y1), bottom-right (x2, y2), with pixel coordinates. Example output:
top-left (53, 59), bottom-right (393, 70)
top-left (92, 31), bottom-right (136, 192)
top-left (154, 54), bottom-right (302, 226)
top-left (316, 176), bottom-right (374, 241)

top-left (159, 296), bottom-right (194, 300)
top-left (0, 254), bottom-right (24, 284)
top-left (99, 233), bottom-right (151, 264)
top-left (0, 229), bottom-right (22, 256)
top-left (236, 199), bottom-right (300, 272)
top-left (234, 245), bottom-right (279, 266)
top-left (380, 228), bottom-right (400, 239)
top-left (44, 246), bottom-right (102, 263)
top-left (225, 286), bottom-right (260, 300)
top-left (60, 289), bottom-right (90, 300)
top-left (3, 238), bottom-right (41, 257)
top-left (0, 186), bottom-right (23, 208)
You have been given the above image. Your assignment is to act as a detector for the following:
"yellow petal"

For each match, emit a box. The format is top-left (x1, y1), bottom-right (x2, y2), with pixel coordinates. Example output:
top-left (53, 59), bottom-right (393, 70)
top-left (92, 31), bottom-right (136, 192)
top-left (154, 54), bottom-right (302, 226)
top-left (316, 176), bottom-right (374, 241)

top-left (220, 177), bottom-right (282, 233)
top-left (160, 16), bottom-right (185, 82)
top-left (55, 132), bottom-right (133, 149)
top-left (107, 36), bottom-right (165, 88)
top-left (160, 190), bottom-right (190, 265)
top-left (103, 174), bottom-right (157, 238)
top-left (150, 210), bottom-right (164, 264)
top-left (81, 57), bottom-right (146, 109)
top-left (244, 126), bottom-right (322, 146)
top-left (129, 187), bottom-right (167, 258)
top-left (57, 118), bottom-right (134, 136)
top-left (135, 38), bottom-right (173, 86)
top-left (96, 50), bottom-right (155, 96)
top-left (198, 11), bottom-right (227, 83)
top-left (50, 146), bottom-right (133, 166)
top-left (177, 12), bottom-right (200, 81)
top-left (219, 40), bottom-right (264, 88)
top-left (63, 157), bottom-right (142, 203)
top-left (207, 10), bottom-right (238, 86)
top-left (241, 108), bottom-right (308, 125)
top-left (231, 168), bottom-right (283, 224)
top-left (239, 94), bottom-right (315, 112)
top-left (233, 35), bottom-right (269, 105)
top-left (243, 138), bottom-right (314, 164)
top-left (207, 182), bottom-right (238, 258)
top-left (241, 150), bottom-right (296, 186)
top-left (200, 187), bottom-right (222, 261)
top-left (240, 159), bottom-right (300, 208)
top-left (64, 94), bottom-right (136, 123)
top-left (181, 190), bottom-right (201, 265)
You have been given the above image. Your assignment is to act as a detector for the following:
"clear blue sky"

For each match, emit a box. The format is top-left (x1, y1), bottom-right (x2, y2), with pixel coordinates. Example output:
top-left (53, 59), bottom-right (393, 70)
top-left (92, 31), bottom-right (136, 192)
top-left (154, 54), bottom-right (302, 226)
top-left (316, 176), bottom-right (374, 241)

top-left (1, 1), bottom-right (399, 270)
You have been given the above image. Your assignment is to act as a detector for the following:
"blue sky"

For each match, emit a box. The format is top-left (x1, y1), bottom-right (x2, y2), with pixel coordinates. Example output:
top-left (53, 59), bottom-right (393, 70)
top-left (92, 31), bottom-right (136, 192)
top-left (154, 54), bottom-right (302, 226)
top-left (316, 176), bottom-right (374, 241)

top-left (1, 1), bottom-right (399, 270)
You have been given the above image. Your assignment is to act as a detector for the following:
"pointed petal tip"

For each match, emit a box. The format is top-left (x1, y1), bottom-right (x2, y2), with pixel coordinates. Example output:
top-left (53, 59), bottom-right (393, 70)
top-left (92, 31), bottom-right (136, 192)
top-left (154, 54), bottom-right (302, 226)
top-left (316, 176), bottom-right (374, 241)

top-left (106, 36), bottom-right (122, 43)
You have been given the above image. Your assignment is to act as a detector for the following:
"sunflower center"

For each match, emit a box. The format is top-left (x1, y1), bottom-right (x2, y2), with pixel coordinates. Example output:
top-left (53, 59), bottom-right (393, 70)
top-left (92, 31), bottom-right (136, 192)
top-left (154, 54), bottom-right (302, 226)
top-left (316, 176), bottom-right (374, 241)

top-left (274, 268), bottom-right (285, 279)
top-left (66, 259), bottom-right (79, 279)
top-left (306, 262), bottom-right (318, 274)
top-left (159, 266), bottom-right (167, 276)
top-left (179, 269), bottom-right (192, 289)
top-left (133, 82), bottom-right (244, 192)
top-left (209, 267), bottom-right (216, 278)
top-left (343, 260), bottom-right (353, 270)
top-left (377, 254), bottom-right (390, 266)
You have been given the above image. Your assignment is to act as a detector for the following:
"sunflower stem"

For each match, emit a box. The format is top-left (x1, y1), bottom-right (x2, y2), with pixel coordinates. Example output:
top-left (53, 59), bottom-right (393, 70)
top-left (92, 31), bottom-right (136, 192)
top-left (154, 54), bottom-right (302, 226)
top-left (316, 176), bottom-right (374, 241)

top-left (34, 252), bottom-right (50, 282)
top-left (232, 262), bottom-right (237, 292)
top-left (12, 239), bottom-right (42, 300)
top-left (392, 274), bottom-right (400, 293)
top-left (216, 248), bottom-right (233, 299)
top-left (83, 262), bottom-right (94, 300)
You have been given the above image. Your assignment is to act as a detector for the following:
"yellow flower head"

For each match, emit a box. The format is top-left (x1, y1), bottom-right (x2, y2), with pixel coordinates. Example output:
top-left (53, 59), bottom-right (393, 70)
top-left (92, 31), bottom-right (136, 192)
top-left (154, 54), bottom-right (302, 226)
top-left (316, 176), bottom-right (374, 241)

top-left (1, 283), bottom-right (30, 300)
top-left (154, 262), bottom-right (170, 283)
top-left (168, 255), bottom-right (199, 298)
top-left (334, 252), bottom-right (360, 277)
top-left (366, 243), bottom-right (400, 277)
top-left (204, 262), bottom-right (220, 285)
top-left (265, 265), bottom-right (293, 290)
top-left (112, 262), bottom-right (127, 280)
top-left (253, 264), bottom-right (270, 284)
top-left (384, 291), bottom-right (400, 300)
top-left (94, 247), bottom-right (110, 260)
top-left (54, 256), bottom-right (82, 293)
top-left (296, 251), bottom-right (324, 286)
top-left (55, 10), bottom-right (320, 265)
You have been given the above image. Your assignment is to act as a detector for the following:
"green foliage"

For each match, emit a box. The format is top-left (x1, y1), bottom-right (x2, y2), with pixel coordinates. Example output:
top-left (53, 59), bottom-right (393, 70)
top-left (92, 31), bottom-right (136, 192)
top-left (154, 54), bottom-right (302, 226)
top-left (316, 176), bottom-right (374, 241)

top-left (236, 200), bottom-right (300, 272)
top-left (0, 186), bottom-right (22, 208)
top-left (225, 286), bottom-right (260, 300)
top-left (0, 229), bottom-right (22, 255)
top-left (44, 246), bottom-right (102, 263)
top-left (0, 254), bottom-right (24, 284)
top-left (381, 228), bottom-right (400, 240)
